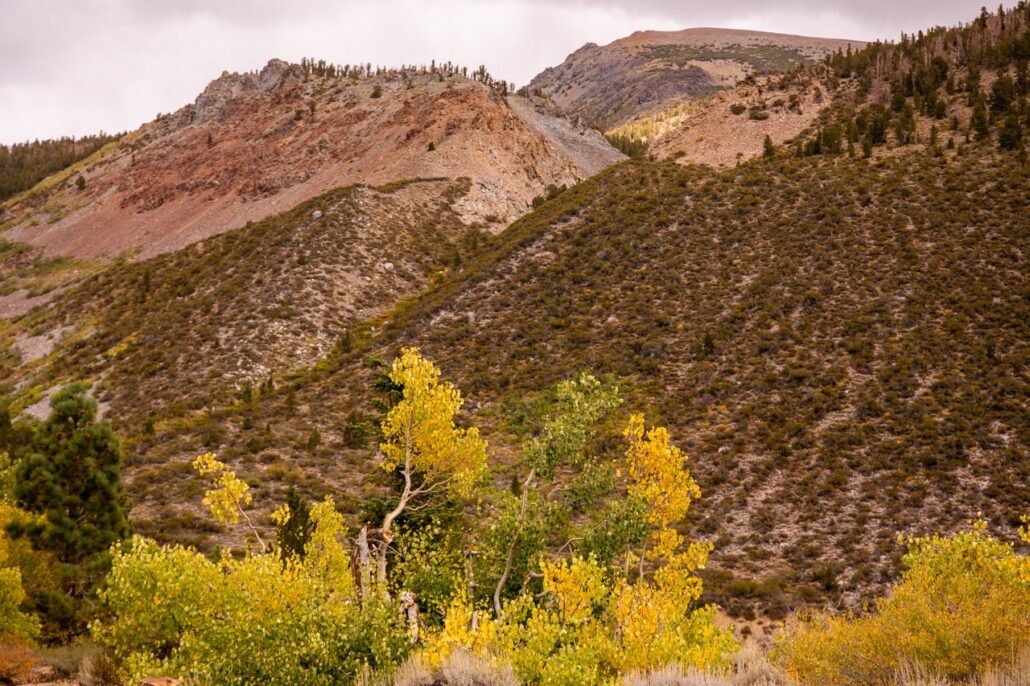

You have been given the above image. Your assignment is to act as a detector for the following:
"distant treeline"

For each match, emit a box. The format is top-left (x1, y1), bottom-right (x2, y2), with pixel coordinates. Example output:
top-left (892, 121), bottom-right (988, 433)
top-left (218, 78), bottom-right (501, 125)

top-left (824, 2), bottom-right (1030, 85)
top-left (0, 133), bottom-right (122, 202)
top-left (300, 56), bottom-right (520, 96)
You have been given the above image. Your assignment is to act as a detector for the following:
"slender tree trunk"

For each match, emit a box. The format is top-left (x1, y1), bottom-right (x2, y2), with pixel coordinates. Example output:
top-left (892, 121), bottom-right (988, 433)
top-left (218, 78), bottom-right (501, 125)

top-left (357, 526), bottom-right (372, 600)
top-left (400, 591), bottom-right (420, 643)
top-left (377, 415), bottom-right (414, 597)
top-left (493, 467), bottom-right (534, 616)
top-left (238, 498), bottom-right (266, 552)
top-left (377, 494), bottom-right (407, 598)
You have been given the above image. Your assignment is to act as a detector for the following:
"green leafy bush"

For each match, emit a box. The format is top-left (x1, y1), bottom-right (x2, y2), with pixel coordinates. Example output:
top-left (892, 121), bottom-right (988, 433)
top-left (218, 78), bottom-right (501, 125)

top-left (93, 500), bottom-right (410, 685)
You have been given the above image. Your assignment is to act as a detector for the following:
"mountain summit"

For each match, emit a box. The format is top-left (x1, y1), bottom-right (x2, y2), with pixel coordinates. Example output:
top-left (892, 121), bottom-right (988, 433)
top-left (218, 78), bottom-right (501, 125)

top-left (531, 27), bottom-right (864, 128)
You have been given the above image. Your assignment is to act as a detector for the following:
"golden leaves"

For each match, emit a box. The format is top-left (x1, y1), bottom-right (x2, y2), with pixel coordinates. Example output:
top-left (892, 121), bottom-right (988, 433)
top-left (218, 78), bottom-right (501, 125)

top-left (380, 347), bottom-right (488, 496)
top-left (191, 452), bottom-right (251, 526)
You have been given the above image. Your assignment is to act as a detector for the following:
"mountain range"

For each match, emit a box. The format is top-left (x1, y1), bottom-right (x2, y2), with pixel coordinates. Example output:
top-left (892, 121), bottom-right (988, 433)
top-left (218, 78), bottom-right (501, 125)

top-left (1, 6), bottom-right (1028, 634)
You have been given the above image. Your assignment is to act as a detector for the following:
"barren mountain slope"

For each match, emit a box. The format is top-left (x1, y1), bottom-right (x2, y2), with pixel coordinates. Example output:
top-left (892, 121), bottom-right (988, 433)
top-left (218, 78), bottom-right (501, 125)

top-left (1, 59), bottom-right (622, 263)
top-left (609, 68), bottom-right (835, 167)
top-left (531, 28), bottom-right (863, 128)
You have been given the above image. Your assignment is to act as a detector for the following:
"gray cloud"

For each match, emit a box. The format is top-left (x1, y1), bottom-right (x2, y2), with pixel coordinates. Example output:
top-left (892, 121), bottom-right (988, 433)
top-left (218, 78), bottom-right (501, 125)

top-left (0, 0), bottom-right (987, 144)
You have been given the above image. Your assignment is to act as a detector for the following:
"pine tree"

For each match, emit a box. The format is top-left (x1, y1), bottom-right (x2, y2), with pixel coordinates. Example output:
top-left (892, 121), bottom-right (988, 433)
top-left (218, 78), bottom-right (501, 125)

top-left (306, 428), bottom-right (321, 452)
top-left (8, 384), bottom-right (130, 564)
top-left (990, 73), bottom-right (1016, 115)
top-left (6, 383), bottom-right (130, 637)
top-left (998, 112), bottom-right (1023, 150)
top-left (276, 487), bottom-right (312, 560)
top-left (763, 135), bottom-right (776, 159)
top-left (862, 135), bottom-right (874, 158)
top-left (972, 99), bottom-right (990, 140)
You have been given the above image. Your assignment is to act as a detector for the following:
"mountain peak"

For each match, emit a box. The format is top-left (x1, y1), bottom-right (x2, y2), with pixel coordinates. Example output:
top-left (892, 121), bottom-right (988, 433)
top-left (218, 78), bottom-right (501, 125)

top-left (0, 58), bottom-right (622, 274)
top-left (532, 26), bottom-right (864, 128)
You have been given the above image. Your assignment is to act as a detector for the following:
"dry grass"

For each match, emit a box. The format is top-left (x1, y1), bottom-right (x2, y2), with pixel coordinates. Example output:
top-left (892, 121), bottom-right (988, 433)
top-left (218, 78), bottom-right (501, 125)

top-left (78, 648), bottom-right (123, 686)
top-left (618, 644), bottom-right (1030, 686)
top-left (392, 650), bottom-right (518, 686)
top-left (892, 647), bottom-right (1030, 686)
top-left (621, 641), bottom-right (782, 686)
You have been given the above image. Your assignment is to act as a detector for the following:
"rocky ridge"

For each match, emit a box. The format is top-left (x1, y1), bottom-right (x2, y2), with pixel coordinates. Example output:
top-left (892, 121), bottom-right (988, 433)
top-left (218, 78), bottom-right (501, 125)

top-left (2, 59), bottom-right (622, 265)
top-left (530, 28), bottom-right (864, 129)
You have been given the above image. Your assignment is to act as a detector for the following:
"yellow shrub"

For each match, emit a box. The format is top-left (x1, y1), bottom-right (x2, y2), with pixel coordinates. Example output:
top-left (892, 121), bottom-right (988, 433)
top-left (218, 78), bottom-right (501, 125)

top-left (0, 505), bottom-right (43, 641)
top-left (777, 518), bottom-right (1030, 685)
top-left (0, 634), bottom-right (38, 684)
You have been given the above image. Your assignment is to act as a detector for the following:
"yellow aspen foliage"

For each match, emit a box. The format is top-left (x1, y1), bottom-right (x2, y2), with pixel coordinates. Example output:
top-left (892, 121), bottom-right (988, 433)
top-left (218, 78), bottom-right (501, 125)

top-left (777, 516), bottom-right (1030, 685)
top-left (301, 497), bottom-right (354, 599)
top-left (420, 415), bottom-right (736, 684)
top-left (270, 502), bottom-right (291, 527)
top-left (623, 413), bottom-right (700, 560)
top-left (192, 452), bottom-right (266, 551)
top-left (541, 555), bottom-right (608, 625)
top-left (94, 528), bottom-right (406, 684)
top-left (191, 452), bottom-right (251, 525)
top-left (380, 347), bottom-right (488, 498)
top-left (608, 544), bottom-right (731, 673)
top-left (374, 348), bottom-right (489, 588)
top-left (421, 590), bottom-right (499, 668)
top-left (0, 504), bottom-right (56, 637)
top-left (0, 543), bottom-right (39, 640)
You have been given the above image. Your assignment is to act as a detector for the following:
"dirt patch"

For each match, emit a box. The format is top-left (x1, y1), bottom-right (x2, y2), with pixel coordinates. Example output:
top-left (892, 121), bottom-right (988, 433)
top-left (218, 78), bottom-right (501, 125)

top-left (0, 288), bottom-right (61, 318)
top-left (13, 324), bottom-right (73, 363)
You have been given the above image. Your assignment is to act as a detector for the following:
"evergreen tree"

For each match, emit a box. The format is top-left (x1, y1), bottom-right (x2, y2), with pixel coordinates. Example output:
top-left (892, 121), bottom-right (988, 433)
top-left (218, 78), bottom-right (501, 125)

top-left (990, 73), bottom-right (1016, 115)
top-left (972, 99), bottom-right (990, 140)
top-left (6, 383), bottom-right (130, 637)
top-left (306, 428), bottom-right (321, 452)
top-left (9, 384), bottom-right (130, 563)
top-left (276, 487), bottom-right (313, 560)
top-left (763, 135), bottom-right (776, 159)
top-left (862, 135), bottom-right (874, 158)
top-left (998, 112), bottom-right (1024, 150)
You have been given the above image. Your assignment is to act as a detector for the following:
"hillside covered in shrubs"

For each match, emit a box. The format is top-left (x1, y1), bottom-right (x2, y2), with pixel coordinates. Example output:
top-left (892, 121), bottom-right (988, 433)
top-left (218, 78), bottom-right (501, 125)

top-left (0, 3), bottom-right (1028, 684)
top-left (2, 88), bottom-right (1027, 625)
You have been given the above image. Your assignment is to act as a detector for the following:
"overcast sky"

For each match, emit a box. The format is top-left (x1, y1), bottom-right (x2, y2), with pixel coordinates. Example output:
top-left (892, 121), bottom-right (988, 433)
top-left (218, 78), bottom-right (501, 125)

top-left (0, 0), bottom-right (987, 144)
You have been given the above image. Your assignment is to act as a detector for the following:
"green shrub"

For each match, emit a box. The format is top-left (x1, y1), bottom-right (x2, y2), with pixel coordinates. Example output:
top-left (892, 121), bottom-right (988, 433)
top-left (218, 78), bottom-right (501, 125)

top-left (93, 506), bottom-right (411, 684)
